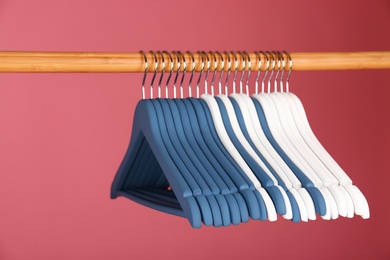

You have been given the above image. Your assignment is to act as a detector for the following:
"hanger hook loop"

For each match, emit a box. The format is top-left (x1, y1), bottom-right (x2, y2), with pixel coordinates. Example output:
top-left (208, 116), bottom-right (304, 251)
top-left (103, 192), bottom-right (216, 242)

top-left (254, 51), bottom-right (262, 94)
top-left (216, 51), bottom-right (225, 95)
top-left (172, 51), bottom-right (181, 99)
top-left (209, 51), bottom-right (217, 96)
top-left (177, 51), bottom-right (186, 99)
top-left (243, 51), bottom-right (251, 95)
top-left (156, 51), bottom-right (165, 98)
top-left (201, 51), bottom-right (210, 95)
top-left (140, 51), bottom-right (148, 99)
top-left (186, 51), bottom-right (195, 98)
top-left (231, 51), bottom-right (238, 94)
top-left (162, 51), bottom-right (173, 98)
top-left (265, 51), bottom-right (275, 93)
top-left (149, 51), bottom-right (158, 99)
top-left (223, 51), bottom-right (231, 95)
top-left (283, 51), bottom-right (292, 92)
top-left (195, 51), bottom-right (205, 98)
top-left (260, 51), bottom-right (270, 93)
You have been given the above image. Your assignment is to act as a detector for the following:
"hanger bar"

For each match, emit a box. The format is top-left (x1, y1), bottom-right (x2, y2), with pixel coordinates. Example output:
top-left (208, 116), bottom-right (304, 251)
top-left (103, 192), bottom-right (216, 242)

top-left (0, 51), bottom-right (389, 73)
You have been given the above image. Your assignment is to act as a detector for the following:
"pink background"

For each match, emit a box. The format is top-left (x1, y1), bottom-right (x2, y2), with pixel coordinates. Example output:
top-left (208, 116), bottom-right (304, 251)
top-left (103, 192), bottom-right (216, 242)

top-left (0, 0), bottom-right (389, 259)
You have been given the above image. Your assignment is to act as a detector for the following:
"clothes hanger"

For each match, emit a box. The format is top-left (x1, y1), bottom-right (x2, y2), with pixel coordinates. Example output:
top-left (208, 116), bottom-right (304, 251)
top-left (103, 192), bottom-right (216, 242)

top-left (279, 52), bottom-right (369, 219)
top-left (111, 51), bottom-right (203, 228)
top-left (251, 52), bottom-right (328, 218)
top-left (229, 51), bottom-right (311, 222)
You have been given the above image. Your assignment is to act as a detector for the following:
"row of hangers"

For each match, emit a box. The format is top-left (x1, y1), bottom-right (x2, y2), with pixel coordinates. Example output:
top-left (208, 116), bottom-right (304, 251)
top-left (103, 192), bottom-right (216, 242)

top-left (110, 50), bottom-right (369, 228)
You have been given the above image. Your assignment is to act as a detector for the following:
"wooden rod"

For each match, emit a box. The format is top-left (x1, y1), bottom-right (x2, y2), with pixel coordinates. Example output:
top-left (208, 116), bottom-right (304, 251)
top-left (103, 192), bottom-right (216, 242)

top-left (0, 51), bottom-right (389, 73)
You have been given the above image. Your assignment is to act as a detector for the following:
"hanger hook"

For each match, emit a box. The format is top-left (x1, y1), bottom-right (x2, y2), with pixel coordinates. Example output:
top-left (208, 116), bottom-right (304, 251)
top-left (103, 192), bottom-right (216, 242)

top-left (243, 51), bottom-right (251, 95)
top-left (231, 51), bottom-right (238, 94)
top-left (283, 51), bottom-right (292, 92)
top-left (149, 51), bottom-right (158, 99)
top-left (162, 51), bottom-right (173, 98)
top-left (177, 51), bottom-right (186, 99)
top-left (223, 51), bottom-right (231, 95)
top-left (156, 51), bottom-right (165, 98)
top-left (186, 51), bottom-right (195, 98)
top-left (195, 51), bottom-right (205, 98)
top-left (216, 51), bottom-right (225, 95)
top-left (201, 51), bottom-right (210, 95)
top-left (273, 51), bottom-right (281, 92)
top-left (140, 51), bottom-right (148, 99)
top-left (172, 51), bottom-right (181, 99)
top-left (208, 51), bottom-right (217, 96)
top-left (260, 51), bottom-right (270, 93)
top-left (237, 51), bottom-right (246, 94)
top-left (278, 51), bottom-right (285, 92)
top-left (254, 51), bottom-right (262, 94)
top-left (265, 51), bottom-right (275, 93)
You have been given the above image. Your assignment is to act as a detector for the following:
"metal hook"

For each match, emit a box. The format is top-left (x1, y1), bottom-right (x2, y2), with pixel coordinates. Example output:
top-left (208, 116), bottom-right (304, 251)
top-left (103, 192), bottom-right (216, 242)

top-left (209, 51), bottom-right (217, 96)
top-left (216, 51), bottom-right (225, 95)
top-left (162, 51), bottom-right (173, 98)
top-left (201, 51), bottom-right (210, 95)
top-left (278, 51), bottom-right (285, 92)
top-left (231, 51), bottom-right (238, 94)
top-left (260, 51), bottom-right (270, 93)
top-left (149, 51), bottom-right (158, 99)
top-left (177, 51), bottom-right (186, 99)
top-left (156, 51), bottom-right (165, 98)
top-left (186, 51), bottom-right (195, 98)
top-left (283, 51), bottom-right (292, 92)
top-left (237, 51), bottom-right (246, 94)
top-left (254, 51), bottom-right (262, 94)
top-left (140, 51), bottom-right (148, 99)
top-left (172, 51), bottom-right (181, 99)
top-left (273, 51), bottom-right (281, 92)
top-left (243, 51), bottom-right (251, 95)
top-left (223, 51), bottom-right (231, 95)
top-left (195, 51), bottom-right (205, 98)
top-left (265, 51), bottom-right (275, 93)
